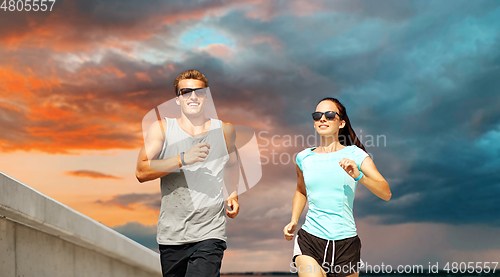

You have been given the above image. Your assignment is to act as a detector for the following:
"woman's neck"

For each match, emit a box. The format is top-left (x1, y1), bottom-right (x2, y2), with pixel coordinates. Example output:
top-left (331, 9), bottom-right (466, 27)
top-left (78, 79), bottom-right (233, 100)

top-left (319, 135), bottom-right (343, 152)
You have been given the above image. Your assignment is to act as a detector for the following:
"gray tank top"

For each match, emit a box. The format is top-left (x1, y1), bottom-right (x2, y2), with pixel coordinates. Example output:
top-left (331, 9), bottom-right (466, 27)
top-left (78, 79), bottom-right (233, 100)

top-left (156, 117), bottom-right (229, 245)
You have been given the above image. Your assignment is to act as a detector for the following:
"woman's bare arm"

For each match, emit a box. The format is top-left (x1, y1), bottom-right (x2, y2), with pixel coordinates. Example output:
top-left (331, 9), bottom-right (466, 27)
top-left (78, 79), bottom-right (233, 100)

top-left (284, 164), bottom-right (308, 240)
top-left (358, 157), bottom-right (392, 201)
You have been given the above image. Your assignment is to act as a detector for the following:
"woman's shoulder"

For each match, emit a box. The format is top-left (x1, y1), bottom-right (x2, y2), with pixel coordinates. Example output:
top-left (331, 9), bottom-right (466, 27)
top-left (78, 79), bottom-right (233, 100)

top-left (298, 147), bottom-right (313, 155)
top-left (346, 144), bottom-right (366, 152)
top-left (296, 148), bottom-right (315, 170)
top-left (296, 147), bottom-right (314, 160)
top-left (346, 145), bottom-right (369, 166)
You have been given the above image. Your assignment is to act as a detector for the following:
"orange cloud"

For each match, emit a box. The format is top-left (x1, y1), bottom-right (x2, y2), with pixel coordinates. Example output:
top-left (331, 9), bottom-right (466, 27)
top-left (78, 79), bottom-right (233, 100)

top-left (202, 43), bottom-right (234, 59)
top-left (88, 202), bottom-right (159, 226)
top-left (80, 66), bottom-right (127, 79)
top-left (242, 0), bottom-right (328, 21)
top-left (0, 64), bottom-right (153, 154)
top-left (0, 68), bottom-right (60, 99)
top-left (135, 72), bottom-right (152, 82)
top-left (0, 101), bottom-right (21, 112)
top-left (29, 104), bottom-right (74, 120)
top-left (65, 170), bottom-right (122, 179)
top-left (19, 120), bottom-right (143, 154)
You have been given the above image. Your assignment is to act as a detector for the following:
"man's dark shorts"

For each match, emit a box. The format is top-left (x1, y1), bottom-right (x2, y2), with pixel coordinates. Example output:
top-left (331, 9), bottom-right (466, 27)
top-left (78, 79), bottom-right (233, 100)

top-left (159, 239), bottom-right (227, 277)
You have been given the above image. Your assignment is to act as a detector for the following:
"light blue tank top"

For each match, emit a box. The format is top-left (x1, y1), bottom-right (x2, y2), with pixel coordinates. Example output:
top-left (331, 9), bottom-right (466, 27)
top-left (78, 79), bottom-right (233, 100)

top-left (296, 145), bottom-right (369, 241)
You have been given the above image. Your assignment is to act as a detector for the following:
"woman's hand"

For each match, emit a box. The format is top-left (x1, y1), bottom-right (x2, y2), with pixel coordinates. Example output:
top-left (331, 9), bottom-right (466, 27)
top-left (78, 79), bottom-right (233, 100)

top-left (283, 221), bottom-right (297, 241)
top-left (339, 158), bottom-right (361, 180)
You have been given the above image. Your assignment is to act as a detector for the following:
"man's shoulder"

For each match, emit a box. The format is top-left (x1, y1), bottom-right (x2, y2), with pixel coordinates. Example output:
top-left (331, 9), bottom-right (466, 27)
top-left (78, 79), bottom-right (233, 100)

top-left (220, 121), bottom-right (235, 148)
top-left (221, 121), bottom-right (235, 133)
top-left (148, 118), bottom-right (168, 140)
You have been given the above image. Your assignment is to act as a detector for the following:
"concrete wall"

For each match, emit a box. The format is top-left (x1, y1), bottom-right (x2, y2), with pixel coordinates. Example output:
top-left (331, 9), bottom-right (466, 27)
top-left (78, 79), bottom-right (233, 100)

top-left (0, 172), bottom-right (162, 277)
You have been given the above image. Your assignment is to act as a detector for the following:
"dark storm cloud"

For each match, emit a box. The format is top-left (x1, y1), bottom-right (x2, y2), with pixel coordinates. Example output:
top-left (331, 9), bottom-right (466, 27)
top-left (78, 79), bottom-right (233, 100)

top-left (353, 63), bottom-right (500, 225)
top-left (201, 1), bottom-right (500, 228)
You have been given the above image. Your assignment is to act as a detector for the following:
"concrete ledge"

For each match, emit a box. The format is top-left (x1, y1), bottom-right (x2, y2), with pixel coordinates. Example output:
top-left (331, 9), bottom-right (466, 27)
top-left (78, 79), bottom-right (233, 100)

top-left (0, 172), bottom-right (161, 276)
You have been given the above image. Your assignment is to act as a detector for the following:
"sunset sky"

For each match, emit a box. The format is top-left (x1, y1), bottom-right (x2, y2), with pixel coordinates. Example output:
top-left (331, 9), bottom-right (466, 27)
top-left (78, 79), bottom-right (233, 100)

top-left (1, 0), bottom-right (500, 273)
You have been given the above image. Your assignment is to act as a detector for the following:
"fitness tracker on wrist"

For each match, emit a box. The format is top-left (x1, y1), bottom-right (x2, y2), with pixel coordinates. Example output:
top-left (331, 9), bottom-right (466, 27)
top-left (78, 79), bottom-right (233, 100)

top-left (180, 152), bottom-right (187, 166)
top-left (354, 171), bottom-right (364, 181)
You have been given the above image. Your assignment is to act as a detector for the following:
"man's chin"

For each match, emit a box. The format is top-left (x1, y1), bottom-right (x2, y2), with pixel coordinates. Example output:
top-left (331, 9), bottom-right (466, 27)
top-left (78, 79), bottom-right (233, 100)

top-left (182, 109), bottom-right (204, 117)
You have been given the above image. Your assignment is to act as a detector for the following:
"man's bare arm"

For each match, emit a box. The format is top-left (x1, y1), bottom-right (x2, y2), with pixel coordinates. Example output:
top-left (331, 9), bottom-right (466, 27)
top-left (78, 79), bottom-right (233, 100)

top-left (135, 120), bottom-right (181, 183)
top-left (223, 122), bottom-right (239, 218)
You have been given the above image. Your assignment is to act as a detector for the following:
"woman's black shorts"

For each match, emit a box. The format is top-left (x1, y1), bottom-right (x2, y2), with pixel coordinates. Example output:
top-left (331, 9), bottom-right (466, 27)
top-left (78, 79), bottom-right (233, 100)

top-left (292, 228), bottom-right (361, 277)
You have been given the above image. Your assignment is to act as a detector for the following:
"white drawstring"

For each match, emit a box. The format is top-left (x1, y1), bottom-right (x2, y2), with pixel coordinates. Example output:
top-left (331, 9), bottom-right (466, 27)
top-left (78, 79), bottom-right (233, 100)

top-left (331, 240), bottom-right (335, 267)
top-left (323, 240), bottom-right (330, 266)
top-left (323, 240), bottom-right (336, 268)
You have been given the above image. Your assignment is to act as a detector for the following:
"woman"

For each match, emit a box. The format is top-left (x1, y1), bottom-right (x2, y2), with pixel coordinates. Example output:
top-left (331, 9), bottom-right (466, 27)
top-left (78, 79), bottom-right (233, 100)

top-left (284, 97), bottom-right (391, 277)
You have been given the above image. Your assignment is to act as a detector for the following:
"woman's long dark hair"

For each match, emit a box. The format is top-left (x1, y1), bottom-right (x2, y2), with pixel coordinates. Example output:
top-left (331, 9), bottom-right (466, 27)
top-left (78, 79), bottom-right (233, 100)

top-left (318, 97), bottom-right (367, 153)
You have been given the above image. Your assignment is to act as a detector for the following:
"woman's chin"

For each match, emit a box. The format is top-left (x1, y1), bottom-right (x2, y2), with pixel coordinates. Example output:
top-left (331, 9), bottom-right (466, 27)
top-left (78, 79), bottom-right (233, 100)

top-left (315, 128), bottom-right (335, 136)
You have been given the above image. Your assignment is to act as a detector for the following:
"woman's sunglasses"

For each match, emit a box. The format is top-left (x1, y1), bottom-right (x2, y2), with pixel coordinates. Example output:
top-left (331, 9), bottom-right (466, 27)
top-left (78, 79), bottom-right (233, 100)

top-left (177, 87), bottom-right (208, 98)
top-left (312, 111), bottom-right (343, 121)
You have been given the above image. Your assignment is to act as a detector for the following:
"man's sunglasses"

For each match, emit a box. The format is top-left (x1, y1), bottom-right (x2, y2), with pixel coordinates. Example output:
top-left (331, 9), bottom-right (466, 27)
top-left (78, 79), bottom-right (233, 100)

top-left (176, 87), bottom-right (208, 98)
top-left (312, 111), bottom-right (343, 121)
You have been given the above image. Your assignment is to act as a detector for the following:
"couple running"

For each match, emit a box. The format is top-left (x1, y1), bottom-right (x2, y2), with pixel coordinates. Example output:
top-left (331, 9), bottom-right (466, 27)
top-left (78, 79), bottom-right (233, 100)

top-left (135, 69), bottom-right (391, 277)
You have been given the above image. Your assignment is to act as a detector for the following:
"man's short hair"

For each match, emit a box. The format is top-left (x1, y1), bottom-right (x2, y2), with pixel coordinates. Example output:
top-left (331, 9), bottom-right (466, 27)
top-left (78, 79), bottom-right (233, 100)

top-left (174, 69), bottom-right (208, 95)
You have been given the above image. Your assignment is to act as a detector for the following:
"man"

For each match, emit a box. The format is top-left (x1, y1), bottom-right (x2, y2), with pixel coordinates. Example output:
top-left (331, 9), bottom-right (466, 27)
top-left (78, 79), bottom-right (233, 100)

top-left (135, 69), bottom-right (240, 276)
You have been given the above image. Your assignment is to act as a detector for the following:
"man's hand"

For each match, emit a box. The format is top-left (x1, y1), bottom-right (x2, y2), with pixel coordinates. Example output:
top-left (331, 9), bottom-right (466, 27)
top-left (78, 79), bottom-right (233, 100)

top-left (184, 142), bottom-right (210, 165)
top-left (226, 197), bottom-right (239, 219)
